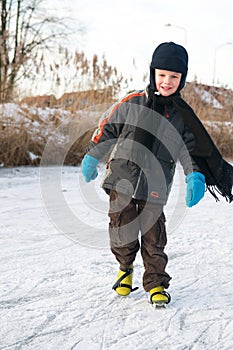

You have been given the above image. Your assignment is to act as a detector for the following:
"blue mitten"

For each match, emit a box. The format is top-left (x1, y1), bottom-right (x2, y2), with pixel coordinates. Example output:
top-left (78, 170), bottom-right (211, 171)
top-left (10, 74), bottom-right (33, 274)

top-left (81, 154), bottom-right (99, 182)
top-left (185, 172), bottom-right (205, 207)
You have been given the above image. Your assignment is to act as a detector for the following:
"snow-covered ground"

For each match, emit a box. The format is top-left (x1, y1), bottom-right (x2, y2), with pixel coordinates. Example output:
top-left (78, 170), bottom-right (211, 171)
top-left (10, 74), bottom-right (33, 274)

top-left (0, 164), bottom-right (233, 350)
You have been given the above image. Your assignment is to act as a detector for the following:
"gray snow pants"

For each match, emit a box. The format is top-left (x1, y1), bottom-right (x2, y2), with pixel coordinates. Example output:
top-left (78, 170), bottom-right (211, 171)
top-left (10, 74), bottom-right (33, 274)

top-left (108, 190), bottom-right (171, 291)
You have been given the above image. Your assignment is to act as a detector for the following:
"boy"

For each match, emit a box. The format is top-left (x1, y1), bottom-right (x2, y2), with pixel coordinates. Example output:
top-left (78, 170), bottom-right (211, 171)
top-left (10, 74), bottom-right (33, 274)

top-left (81, 42), bottom-right (233, 306)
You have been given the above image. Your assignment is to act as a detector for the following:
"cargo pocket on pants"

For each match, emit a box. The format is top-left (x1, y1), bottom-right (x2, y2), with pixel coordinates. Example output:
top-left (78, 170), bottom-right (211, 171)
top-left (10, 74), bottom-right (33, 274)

top-left (156, 212), bottom-right (167, 248)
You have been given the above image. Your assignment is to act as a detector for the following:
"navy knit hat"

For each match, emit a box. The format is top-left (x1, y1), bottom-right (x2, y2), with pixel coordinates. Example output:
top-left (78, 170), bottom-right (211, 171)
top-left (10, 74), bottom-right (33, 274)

top-left (150, 42), bottom-right (188, 92)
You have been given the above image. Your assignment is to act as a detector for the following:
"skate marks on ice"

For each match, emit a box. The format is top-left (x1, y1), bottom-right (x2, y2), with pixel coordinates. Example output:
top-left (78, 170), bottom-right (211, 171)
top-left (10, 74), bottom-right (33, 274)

top-left (0, 166), bottom-right (233, 349)
top-left (1, 248), bottom-right (232, 350)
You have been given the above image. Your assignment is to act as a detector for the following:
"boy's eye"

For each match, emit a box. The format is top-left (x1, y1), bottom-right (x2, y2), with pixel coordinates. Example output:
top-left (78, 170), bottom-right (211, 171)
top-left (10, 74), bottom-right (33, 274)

top-left (157, 73), bottom-right (180, 79)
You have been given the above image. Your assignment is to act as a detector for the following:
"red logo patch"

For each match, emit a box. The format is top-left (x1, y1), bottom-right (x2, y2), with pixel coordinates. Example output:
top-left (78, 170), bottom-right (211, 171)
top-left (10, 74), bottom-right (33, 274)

top-left (150, 191), bottom-right (159, 198)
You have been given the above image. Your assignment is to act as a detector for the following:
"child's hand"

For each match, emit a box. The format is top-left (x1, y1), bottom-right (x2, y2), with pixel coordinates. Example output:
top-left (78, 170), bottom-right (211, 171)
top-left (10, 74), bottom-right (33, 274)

top-left (185, 172), bottom-right (205, 207)
top-left (81, 154), bottom-right (99, 182)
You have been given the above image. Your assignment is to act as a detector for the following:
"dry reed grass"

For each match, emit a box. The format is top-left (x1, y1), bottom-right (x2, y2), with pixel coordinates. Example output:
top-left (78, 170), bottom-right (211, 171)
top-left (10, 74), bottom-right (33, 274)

top-left (183, 82), bottom-right (233, 159)
top-left (0, 82), bottom-right (232, 167)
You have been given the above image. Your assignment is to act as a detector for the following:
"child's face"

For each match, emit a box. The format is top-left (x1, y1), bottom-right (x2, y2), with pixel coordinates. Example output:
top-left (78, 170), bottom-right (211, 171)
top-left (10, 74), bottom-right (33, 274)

top-left (155, 69), bottom-right (182, 96)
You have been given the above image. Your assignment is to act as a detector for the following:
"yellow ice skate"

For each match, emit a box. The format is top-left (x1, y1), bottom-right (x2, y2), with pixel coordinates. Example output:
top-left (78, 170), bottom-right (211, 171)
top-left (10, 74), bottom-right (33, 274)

top-left (112, 265), bottom-right (138, 296)
top-left (149, 286), bottom-right (171, 306)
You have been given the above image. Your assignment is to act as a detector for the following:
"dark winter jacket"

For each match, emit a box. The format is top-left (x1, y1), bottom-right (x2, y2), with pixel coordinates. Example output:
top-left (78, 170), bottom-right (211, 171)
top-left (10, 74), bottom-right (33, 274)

top-left (87, 86), bottom-right (200, 204)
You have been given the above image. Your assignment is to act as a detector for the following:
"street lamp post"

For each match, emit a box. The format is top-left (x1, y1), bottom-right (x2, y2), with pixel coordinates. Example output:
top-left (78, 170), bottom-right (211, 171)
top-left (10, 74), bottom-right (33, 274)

top-left (164, 23), bottom-right (187, 47)
top-left (213, 42), bottom-right (232, 85)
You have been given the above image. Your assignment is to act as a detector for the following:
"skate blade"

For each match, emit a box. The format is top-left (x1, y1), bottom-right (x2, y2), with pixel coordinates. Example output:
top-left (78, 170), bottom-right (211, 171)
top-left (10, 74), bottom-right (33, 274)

top-left (150, 301), bottom-right (167, 309)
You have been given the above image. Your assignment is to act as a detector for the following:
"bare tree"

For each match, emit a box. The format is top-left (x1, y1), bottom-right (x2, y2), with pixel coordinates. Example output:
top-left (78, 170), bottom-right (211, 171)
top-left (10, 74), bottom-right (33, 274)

top-left (0, 0), bottom-right (76, 102)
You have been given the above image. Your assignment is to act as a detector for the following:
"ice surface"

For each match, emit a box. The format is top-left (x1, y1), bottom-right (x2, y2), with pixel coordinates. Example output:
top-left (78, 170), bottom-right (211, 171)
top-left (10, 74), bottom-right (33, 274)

top-left (0, 164), bottom-right (232, 349)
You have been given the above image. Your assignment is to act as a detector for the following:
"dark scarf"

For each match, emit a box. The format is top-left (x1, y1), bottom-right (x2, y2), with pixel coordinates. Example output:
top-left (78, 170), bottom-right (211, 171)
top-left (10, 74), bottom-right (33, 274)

top-left (147, 87), bottom-right (233, 203)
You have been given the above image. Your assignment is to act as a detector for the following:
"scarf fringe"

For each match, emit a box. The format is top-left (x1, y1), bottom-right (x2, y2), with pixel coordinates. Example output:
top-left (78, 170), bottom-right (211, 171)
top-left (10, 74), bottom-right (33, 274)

top-left (207, 158), bottom-right (233, 203)
top-left (215, 160), bottom-right (233, 203)
top-left (207, 185), bottom-right (233, 203)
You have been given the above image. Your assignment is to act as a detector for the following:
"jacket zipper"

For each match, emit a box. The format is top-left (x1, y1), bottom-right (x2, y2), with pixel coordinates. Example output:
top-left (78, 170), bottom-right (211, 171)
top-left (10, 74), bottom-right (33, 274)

top-left (132, 168), bottom-right (143, 199)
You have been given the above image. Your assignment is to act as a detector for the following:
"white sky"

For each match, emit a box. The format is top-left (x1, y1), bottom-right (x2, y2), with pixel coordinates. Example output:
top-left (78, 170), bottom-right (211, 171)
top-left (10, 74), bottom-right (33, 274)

top-left (50, 0), bottom-right (233, 92)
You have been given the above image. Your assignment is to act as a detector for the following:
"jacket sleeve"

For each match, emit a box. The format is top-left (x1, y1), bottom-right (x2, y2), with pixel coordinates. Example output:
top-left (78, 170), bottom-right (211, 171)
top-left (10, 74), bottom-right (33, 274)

top-left (179, 124), bottom-right (201, 175)
top-left (86, 101), bottom-right (127, 161)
